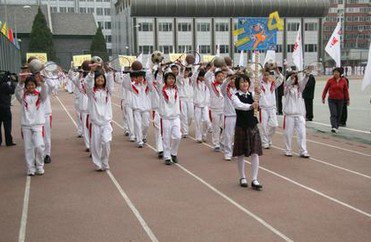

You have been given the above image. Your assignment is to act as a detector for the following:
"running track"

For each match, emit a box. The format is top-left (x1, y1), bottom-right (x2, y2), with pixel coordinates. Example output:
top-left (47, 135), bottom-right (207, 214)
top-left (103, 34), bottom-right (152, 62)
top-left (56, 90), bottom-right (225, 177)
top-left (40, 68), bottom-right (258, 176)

top-left (1, 87), bottom-right (370, 242)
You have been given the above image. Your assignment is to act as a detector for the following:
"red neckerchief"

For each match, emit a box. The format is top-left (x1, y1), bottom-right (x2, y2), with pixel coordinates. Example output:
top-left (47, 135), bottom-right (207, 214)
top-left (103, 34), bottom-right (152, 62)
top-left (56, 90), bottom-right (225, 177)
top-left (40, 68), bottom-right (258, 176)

top-left (23, 89), bottom-right (41, 110)
top-left (211, 81), bottom-right (221, 96)
top-left (132, 81), bottom-right (149, 95)
top-left (260, 80), bottom-right (275, 93)
top-left (162, 84), bottom-right (178, 102)
top-left (93, 87), bottom-right (109, 103)
top-left (152, 81), bottom-right (159, 93)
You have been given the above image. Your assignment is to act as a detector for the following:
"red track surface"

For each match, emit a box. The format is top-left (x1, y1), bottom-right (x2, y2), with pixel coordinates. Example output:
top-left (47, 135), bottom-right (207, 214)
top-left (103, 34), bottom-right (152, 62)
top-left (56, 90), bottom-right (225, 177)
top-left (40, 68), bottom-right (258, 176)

top-left (1, 88), bottom-right (370, 242)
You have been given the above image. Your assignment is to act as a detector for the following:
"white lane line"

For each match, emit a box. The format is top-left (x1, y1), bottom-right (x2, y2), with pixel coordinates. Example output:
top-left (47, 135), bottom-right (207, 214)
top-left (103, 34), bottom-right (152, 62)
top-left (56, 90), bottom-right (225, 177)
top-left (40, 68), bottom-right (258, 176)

top-left (307, 120), bottom-right (369, 134)
top-left (275, 131), bottom-right (371, 158)
top-left (187, 136), bottom-right (371, 219)
top-left (56, 96), bottom-right (159, 242)
top-left (18, 176), bottom-right (31, 242)
top-left (271, 144), bottom-right (371, 179)
top-left (111, 119), bottom-right (294, 242)
top-left (107, 171), bottom-right (159, 242)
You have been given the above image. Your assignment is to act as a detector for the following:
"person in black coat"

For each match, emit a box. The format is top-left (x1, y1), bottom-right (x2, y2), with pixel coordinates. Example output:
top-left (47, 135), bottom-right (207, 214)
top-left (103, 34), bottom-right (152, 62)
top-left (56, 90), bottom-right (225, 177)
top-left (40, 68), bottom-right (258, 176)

top-left (302, 74), bottom-right (316, 121)
top-left (0, 71), bottom-right (17, 146)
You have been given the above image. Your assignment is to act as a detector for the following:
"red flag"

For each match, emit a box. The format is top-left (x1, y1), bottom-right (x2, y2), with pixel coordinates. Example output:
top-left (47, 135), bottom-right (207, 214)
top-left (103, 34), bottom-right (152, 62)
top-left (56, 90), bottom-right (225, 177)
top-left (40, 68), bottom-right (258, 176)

top-left (8, 28), bottom-right (14, 43)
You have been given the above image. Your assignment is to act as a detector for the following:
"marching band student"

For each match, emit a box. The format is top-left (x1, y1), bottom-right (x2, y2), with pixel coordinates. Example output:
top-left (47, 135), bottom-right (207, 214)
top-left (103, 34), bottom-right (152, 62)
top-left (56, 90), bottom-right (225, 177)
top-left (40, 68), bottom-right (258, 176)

top-left (148, 69), bottom-right (164, 158)
top-left (148, 69), bottom-right (182, 165)
top-left (176, 67), bottom-right (194, 138)
top-left (205, 66), bottom-right (225, 151)
top-left (84, 68), bottom-right (114, 171)
top-left (114, 71), bottom-right (135, 141)
top-left (69, 60), bottom-right (91, 152)
top-left (232, 74), bottom-right (263, 190)
top-left (259, 68), bottom-right (284, 149)
top-left (221, 75), bottom-right (237, 161)
top-left (192, 68), bottom-right (209, 143)
top-left (15, 75), bottom-right (48, 176)
top-left (121, 65), bottom-right (151, 148)
top-left (283, 72), bottom-right (310, 158)
top-left (68, 69), bottom-right (83, 138)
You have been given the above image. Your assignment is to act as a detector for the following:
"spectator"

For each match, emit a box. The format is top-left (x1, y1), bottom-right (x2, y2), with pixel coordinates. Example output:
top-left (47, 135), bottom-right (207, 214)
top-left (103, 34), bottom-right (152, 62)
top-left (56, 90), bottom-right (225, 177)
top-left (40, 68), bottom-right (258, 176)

top-left (0, 71), bottom-right (17, 146)
top-left (302, 74), bottom-right (316, 121)
top-left (339, 71), bottom-right (349, 127)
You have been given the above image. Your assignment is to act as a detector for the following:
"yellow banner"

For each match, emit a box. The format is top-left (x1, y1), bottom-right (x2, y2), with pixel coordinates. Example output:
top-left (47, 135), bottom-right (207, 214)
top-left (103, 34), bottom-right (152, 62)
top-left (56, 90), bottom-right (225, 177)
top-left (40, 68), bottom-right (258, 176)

top-left (234, 36), bottom-right (251, 47)
top-left (233, 28), bottom-right (245, 36)
top-left (26, 53), bottom-right (48, 64)
top-left (119, 55), bottom-right (136, 67)
top-left (169, 53), bottom-right (185, 62)
top-left (203, 55), bottom-right (215, 63)
top-left (268, 11), bottom-right (284, 31)
top-left (72, 54), bottom-right (91, 67)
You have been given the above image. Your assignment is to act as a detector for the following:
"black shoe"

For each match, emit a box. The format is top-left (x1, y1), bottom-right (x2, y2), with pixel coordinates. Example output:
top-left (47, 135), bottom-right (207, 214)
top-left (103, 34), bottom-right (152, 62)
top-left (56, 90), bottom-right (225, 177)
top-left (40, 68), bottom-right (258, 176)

top-left (124, 131), bottom-right (129, 136)
top-left (165, 159), bottom-right (172, 165)
top-left (6, 142), bottom-right (16, 146)
top-left (142, 138), bottom-right (147, 143)
top-left (171, 155), bottom-right (178, 163)
top-left (240, 178), bottom-right (248, 187)
top-left (85, 148), bottom-right (90, 152)
top-left (339, 123), bottom-right (346, 127)
top-left (158, 151), bottom-right (163, 159)
top-left (44, 155), bottom-right (51, 164)
top-left (251, 180), bottom-right (263, 190)
top-left (77, 135), bottom-right (82, 138)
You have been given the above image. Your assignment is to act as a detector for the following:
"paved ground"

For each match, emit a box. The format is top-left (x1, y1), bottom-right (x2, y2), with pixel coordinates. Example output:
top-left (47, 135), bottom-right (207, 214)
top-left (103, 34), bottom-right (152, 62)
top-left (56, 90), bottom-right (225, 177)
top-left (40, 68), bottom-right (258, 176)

top-left (1, 83), bottom-right (370, 242)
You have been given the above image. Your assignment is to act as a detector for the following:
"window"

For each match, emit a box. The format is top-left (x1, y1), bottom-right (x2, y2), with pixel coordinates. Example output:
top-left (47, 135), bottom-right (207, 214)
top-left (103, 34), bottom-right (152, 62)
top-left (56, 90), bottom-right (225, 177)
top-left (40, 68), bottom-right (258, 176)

top-left (276, 44), bottom-right (283, 53)
top-left (199, 45), bottom-right (211, 54)
top-left (215, 23), bottom-right (229, 32)
top-left (106, 35), bottom-right (112, 43)
top-left (287, 44), bottom-right (295, 53)
top-left (197, 23), bottom-right (210, 32)
top-left (51, 7), bottom-right (58, 12)
top-left (159, 45), bottom-right (173, 54)
top-left (219, 45), bottom-right (229, 54)
top-left (87, 8), bottom-right (94, 14)
top-left (287, 23), bottom-right (300, 31)
top-left (98, 21), bottom-right (103, 29)
top-left (104, 8), bottom-right (111, 16)
top-left (139, 45), bottom-right (154, 53)
top-left (178, 23), bottom-right (191, 32)
top-left (60, 7), bottom-right (67, 13)
top-left (159, 22), bottom-right (172, 32)
top-left (178, 45), bottom-right (192, 52)
top-left (138, 23), bottom-right (153, 31)
top-left (67, 7), bottom-right (75, 13)
top-left (304, 44), bottom-right (317, 52)
top-left (79, 8), bottom-right (87, 14)
top-left (105, 22), bottom-right (111, 30)
top-left (96, 8), bottom-right (103, 16)
top-left (305, 23), bottom-right (318, 31)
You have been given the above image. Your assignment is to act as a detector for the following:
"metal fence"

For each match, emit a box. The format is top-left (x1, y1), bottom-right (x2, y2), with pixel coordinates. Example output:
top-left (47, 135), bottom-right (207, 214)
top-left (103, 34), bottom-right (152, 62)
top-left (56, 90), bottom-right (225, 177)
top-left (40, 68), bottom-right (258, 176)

top-left (0, 34), bottom-right (21, 74)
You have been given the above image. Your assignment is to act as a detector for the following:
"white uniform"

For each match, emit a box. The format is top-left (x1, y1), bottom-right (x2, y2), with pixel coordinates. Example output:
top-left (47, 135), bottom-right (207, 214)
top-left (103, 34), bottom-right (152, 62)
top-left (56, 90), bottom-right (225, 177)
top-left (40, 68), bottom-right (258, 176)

top-left (68, 71), bottom-right (83, 136)
top-left (177, 73), bottom-right (194, 137)
top-left (283, 75), bottom-right (309, 156)
top-left (42, 77), bottom-right (59, 158)
top-left (221, 79), bottom-right (237, 160)
top-left (15, 83), bottom-right (47, 175)
top-left (192, 70), bottom-right (210, 142)
top-left (149, 73), bottom-right (181, 161)
top-left (148, 71), bottom-right (163, 153)
top-left (205, 71), bottom-right (224, 149)
top-left (259, 72), bottom-right (283, 148)
top-left (115, 73), bottom-right (135, 140)
top-left (85, 72), bottom-right (114, 170)
top-left (122, 73), bottom-right (151, 147)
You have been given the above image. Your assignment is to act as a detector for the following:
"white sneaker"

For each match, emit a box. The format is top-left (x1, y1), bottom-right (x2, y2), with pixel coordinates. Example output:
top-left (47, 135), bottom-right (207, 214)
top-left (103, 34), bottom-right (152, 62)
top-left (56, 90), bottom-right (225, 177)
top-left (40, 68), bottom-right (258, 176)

top-left (224, 156), bottom-right (232, 161)
top-left (262, 144), bottom-right (270, 149)
top-left (35, 169), bottom-right (44, 176)
top-left (285, 152), bottom-right (293, 157)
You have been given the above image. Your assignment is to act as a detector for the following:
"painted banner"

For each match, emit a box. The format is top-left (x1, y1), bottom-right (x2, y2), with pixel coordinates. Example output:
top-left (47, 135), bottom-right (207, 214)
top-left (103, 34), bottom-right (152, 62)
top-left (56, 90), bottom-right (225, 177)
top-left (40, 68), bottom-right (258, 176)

top-left (234, 17), bottom-right (278, 51)
top-left (169, 53), bottom-right (185, 62)
top-left (72, 54), bottom-right (91, 67)
top-left (26, 53), bottom-right (47, 64)
top-left (119, 55), bottom-right (136, 67)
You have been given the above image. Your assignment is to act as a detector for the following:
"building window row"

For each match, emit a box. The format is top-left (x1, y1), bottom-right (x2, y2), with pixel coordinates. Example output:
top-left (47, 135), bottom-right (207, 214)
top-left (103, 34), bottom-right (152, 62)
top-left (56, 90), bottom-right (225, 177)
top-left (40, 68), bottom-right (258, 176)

top-left (139, 45), bottom-right (154, 54)
top-left (178, 23), bottom-right (192, 32)
top-left (197, 23), bottom-right (211, 32)
top-left (159, 22), bottom-right (173, 32)
top-left (178, 45), bottom-right (192, 52)
top-left (215, 23), bottom-right (229, 32)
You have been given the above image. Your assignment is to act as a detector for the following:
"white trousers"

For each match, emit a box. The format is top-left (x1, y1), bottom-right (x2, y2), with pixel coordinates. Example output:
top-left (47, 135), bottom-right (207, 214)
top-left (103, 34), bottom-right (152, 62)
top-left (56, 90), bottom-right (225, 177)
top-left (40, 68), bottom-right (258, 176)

top-left (133, 110), bottom-right (150, 146)
top-left (194, 106), bottom-right (209, 141)
top-left (237, 154), bottom-right (259, 181)
top-left (81, 112), bottom-right (90, 149)
top-left (161, 117), bottom-right (181, 160)
top-left (152, 110), bottom-right (163, 152)
top-left (284, 115), bottom-right (308, 155)
top-left (125, 105), bottom-right (135, 140)
top-left (210, 111), bottom-right (223, 148)
top-left (43, 114), bottom-right (52, 156)
top-left (66, 79), bottom-right (74, 93)
top-left (91, 123), bottom-right (113, 170)
top-left (74, 99), bottom-right (82, 136)
top-left (22, 125), bottom-right (45, 174)
top-left (260, 108), bottom-right (278, 146)
top-left (180, 99), bottom-right (194, 135)
top-left (222, 116), bottom-right (236, 159)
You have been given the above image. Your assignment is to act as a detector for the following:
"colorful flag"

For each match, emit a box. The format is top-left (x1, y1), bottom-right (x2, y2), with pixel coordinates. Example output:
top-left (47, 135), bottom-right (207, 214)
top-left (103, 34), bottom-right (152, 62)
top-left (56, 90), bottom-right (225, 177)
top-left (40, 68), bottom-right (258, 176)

top-left (361, 43), bottom-right (371, 91)
top-left (1, 22), bottom-right (7, 36)
top-left (292, 24), bottom-right (303, 71)
top-left (8, 28), bottom-right (14, 43)
top-left (325, 22), bottom-right (341, 67)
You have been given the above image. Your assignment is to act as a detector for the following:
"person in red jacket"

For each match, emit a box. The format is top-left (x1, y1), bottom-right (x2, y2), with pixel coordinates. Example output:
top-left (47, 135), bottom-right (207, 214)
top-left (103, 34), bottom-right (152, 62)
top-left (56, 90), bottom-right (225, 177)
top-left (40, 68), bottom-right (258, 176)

top-left (322, 67), bottom-right (350, 133)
